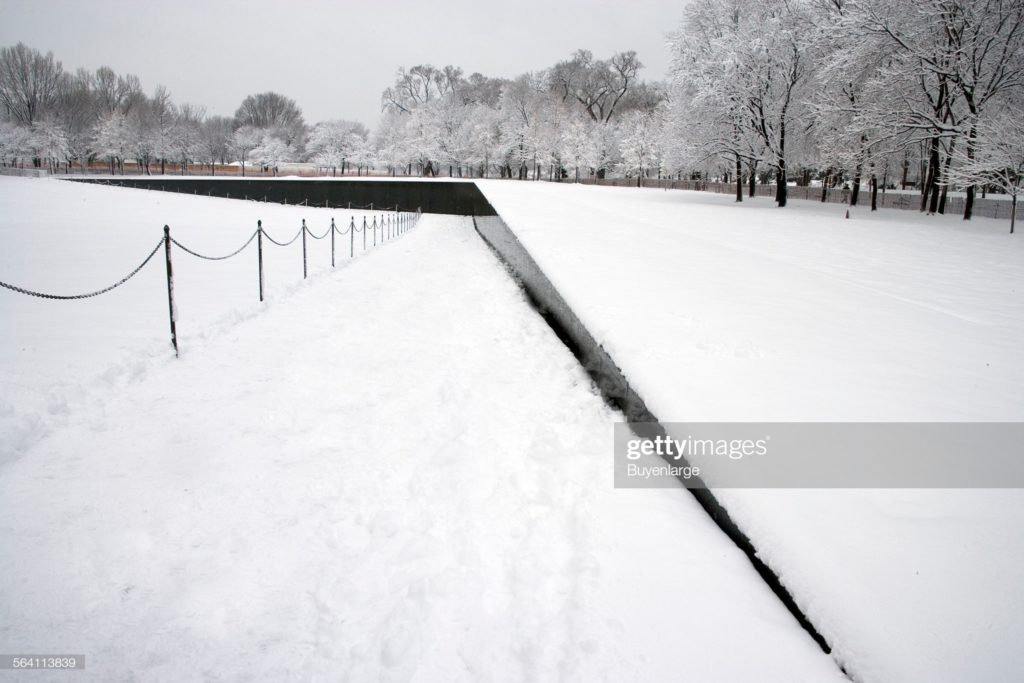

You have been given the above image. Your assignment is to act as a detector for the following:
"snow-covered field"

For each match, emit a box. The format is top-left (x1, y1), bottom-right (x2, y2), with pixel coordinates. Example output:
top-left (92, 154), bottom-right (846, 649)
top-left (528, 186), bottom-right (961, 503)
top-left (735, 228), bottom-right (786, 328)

top-left (0, 178), bottom-right (405, 460)
top-left (477, 179), bottom-right (1024, 683)
top-left (4, 175), bottom-right (1023, 682)
top-left (0, 177), bottom-right (841, 681)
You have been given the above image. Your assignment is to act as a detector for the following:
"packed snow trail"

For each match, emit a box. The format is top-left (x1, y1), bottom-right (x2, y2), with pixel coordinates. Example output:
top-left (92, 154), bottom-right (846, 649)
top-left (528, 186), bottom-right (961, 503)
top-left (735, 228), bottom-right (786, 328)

top-left (0, 207), bottom-right (840, 681)
top-left (476, 179), bottom-right (1024, 683)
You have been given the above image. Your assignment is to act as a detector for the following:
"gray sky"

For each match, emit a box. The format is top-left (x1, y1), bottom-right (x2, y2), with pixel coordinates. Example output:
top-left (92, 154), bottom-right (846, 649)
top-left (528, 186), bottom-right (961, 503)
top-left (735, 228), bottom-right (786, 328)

top-left (1, 0), bottom-right (687, 128)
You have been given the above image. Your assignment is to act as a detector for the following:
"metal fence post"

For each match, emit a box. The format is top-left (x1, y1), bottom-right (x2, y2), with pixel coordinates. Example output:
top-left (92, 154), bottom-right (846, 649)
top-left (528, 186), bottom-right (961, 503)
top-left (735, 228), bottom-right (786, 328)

top-left (257, 220), bottom-right (264, 302)
top-left (350, 217), bottom-right (355, 258)
top-left (163, 225), bottom-right (178, 357)
top-left (330, 218), bottom-right (336, 267)
top-left (373, 216), bottom-right (377, 246)
top-left (301, 219), bottom-right (308, 279)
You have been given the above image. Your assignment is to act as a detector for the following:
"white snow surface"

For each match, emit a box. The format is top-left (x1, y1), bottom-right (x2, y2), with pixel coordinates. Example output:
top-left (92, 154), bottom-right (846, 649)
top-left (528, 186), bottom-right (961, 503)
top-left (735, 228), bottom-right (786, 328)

top-left (476, 179), bottom-right (1024, 683)
top-left (0, 177), bottom-right (842, 682)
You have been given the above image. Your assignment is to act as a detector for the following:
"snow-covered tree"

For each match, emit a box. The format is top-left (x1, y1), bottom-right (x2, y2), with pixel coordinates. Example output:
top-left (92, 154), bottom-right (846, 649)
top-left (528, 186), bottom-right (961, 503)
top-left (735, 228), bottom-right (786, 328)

top-left (248, 133), bottom-right (295, 174)
top-left (560, 119), bottom-right (599, 182)
top-left (666, 0), bottom-right (769, 199)
top-left (498, 74), bottom-right (547, 179)
top-left (28, 118), bottom-right (69, 170)
top-left (371, 111), bottom-right (411, 175)
top-left (199, 116), bottom-right (233, 171)
top-left (947, 107), bottom-right (1024, 233)
top-left (464, 103), bottom-right (502, 177)
top-left (93, 112), bottom-right (132, 172)
top-left (618, 109), bottom-right (662, 184)
top-left (843, 0), bottom-right (1024, 218)
top-left (381, 64), bottom-right (464, 114)
top-left (167, 103), bottom-right (204, 173)
top-left (0, 121), bottom-right (32, 165)
top-left (234, 91), bottom-right (305, 145)
top-left (550, 49), bottom-right (644, 124)
top-left (231, 125), bottom-right (263, 175)
top-left (306, 119), bottom-right (368, 173)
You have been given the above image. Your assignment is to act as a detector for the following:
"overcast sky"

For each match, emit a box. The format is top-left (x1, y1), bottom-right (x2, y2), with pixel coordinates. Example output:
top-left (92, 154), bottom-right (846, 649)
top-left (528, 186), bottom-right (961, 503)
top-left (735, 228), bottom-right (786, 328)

top-left (1, 0), bottom-right (687, 128)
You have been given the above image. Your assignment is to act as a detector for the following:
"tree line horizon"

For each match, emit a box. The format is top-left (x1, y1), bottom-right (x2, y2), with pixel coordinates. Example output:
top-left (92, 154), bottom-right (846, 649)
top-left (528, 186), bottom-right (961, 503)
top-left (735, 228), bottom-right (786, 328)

top-left (1, 0), bottom-right (1022, 224)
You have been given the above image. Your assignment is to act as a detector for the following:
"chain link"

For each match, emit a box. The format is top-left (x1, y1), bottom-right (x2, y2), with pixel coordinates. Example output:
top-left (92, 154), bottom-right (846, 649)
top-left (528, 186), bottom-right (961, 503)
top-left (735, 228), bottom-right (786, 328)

top-left (0, 237), bottom-right (165, 300)
top-left (262, 228), bottom-right (303, 247)
top-left (170, 231), bottom-right (258, 260)
top-left (305, 224), bottom-right (331, 240)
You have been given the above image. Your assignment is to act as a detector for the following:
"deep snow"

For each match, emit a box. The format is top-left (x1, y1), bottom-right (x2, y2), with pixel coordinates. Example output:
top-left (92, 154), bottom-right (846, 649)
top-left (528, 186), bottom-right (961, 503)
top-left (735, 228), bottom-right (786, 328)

top-left (476, 179), bottom-right (1024, 683)
top-left (0, 177), bottom-right (841, 682)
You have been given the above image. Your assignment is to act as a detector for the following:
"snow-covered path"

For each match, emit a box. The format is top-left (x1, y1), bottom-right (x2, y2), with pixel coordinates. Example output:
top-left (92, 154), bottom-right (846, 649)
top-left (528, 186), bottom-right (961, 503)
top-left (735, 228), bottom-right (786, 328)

top-left (0, 186), bottom-right (840, 682)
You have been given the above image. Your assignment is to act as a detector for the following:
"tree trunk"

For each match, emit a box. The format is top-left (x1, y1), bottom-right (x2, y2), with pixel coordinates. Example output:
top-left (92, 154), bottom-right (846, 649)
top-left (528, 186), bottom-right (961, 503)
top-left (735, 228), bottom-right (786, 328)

top-left (775, 165), bottom-right (786, 206)
top-left (937, 139), bottom-right (955, 214)
top-left (870, 175), bottom-right (878, 211)
top-left (748, 160), bottom-right (756, 198)
top-left (1011, 193), bottom-right (1017, 235)
top-left (923, 138), bottom-right (940, 213)
top-left (921, 138), bottom-right (937, 211)
top-left (735, 154), bottom-right (743, 202)
top-left (964, 124), bottom-right (977, 220)
top-left (776, 114), bottom-right (788, 207)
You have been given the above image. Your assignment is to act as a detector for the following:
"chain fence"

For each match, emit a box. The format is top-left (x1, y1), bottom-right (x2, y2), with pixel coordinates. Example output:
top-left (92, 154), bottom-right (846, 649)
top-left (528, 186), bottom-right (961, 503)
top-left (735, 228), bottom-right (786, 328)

top-left (0, 208), bottom-right (422, 356)
top-left (0, 238), bottom-right (165, 300)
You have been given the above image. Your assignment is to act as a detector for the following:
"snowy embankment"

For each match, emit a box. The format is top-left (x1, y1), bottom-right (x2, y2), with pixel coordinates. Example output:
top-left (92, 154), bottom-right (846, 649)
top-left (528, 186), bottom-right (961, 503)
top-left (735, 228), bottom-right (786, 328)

top-left (476, 179), bottom-right (1024, 683)
top-left (0, 177), bottom-right (841, 681)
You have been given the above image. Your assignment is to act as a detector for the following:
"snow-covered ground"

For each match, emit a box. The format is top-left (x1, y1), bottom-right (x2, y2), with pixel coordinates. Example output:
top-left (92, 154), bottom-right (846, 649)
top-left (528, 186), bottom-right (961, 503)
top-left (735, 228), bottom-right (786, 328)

top-left (477, 179), bottom-right (1024, 683)
top-left (0, 177), bottom-right (841, 681)
top-left (0, 178), bottom-right (402, 460)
